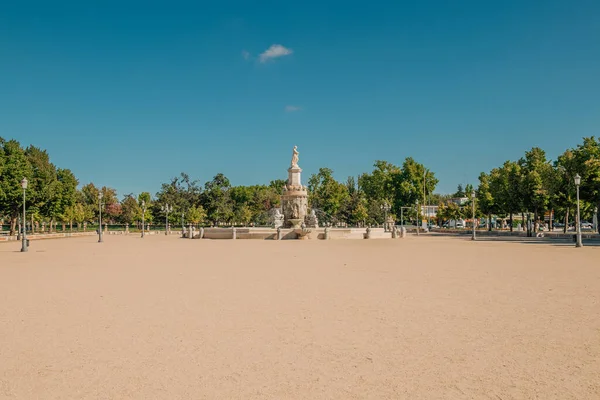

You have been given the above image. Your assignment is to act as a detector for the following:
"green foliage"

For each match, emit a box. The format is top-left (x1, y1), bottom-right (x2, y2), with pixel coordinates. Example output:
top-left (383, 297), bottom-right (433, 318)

top-left (3, 136), bottom-right (599, 234)
top-left (478, 138), bottom-right (600, 231)
top-left (201, 173), bottom-right (233, 225)
top-left (477, 172), bottom-right (495, 220)
top-left (187, 205), bottom-right (207, 224)
top-left (308, 168), bottom-right (350, 224)
top-left (453, 184), bottom-right (465, 198)
top-left (120, 194), bottom-right (141, 224)
top-left (437, 202), bottom-right (464, 222)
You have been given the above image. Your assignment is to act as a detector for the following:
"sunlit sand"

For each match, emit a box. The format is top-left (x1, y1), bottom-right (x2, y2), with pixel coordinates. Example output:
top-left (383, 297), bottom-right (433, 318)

top-left (1, 235), bottom-right (598, 399)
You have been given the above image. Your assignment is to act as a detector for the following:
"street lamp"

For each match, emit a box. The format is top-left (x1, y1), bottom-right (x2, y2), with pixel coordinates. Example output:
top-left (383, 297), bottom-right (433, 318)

top-left (98, 192), bottom-right (103, 243)
top-left (20, 177), bottom-right (28, 252)
top-left (380, 202), bottom-right (391, 232)
top-left (161, 204), bottom-right (173, 235)
top-left (141, 200), bottom-right (146, 238)
top-left (400, 206), bottom-right (411, 228)
top-left (471, 191), bottom-right (476, 241)
top-left (415, 200), bottom-right (420, 236)
top-left (574, 173), bottom-right (582, 248)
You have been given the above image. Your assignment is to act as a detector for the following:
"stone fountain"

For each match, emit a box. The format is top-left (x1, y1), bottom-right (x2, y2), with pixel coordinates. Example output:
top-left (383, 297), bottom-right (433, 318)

top-left (281, 145), bottom-right (308, 229)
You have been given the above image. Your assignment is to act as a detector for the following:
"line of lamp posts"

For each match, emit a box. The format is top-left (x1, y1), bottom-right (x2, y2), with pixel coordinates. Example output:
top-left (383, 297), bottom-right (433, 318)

top-left (16, 174), bottom-right (586, 250)
top-left (99, 199), bottom-right (174, 241)
top-left (379, 174), bottom-right (584, 247)
top-left (18, 179), bottom-right (175, 250)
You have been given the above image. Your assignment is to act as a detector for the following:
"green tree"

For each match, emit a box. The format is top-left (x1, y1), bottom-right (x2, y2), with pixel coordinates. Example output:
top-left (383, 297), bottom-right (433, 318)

top-left (453, 184), bottom-right (466, 198)
top-left (55, 169), bottom-right (79, 229)
top-left (25, 146), bottom-right (60, 230)
top-left (120, 194), bottom-right (141, 225)
top-left (490, 161), bottom-right (523, 231)
top-left (187, 205), bottom-right (207, 225)
top-left (138, 192), bottom-right (153, 224)
top-left (477, 172), bottom-right (495, 230)
top-left (519, 147), bottom-right (553, 229)
top-left (201, 173), bottom-right (233, 225)
top-left (308, 168), bottom-right (349, 225)
top-left (358, 160), bottom-right (400, 204)
top-left (0, 139), bottom-right (33, 235)
top-left (341, 177), bottom-right (368, 226)
top-left (393, 157), bottom-right (438, 213)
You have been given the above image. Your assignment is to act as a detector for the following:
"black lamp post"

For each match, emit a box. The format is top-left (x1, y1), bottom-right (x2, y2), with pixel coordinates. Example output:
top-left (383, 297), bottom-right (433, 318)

top-left (471, 191), bottom-right (476, 241)
top-left (21, 177), bottom-right (28, 252)
top-left (141, 200), bottom-right (146, 238)
top-left (161, 204), bottom-right (173, 235)
top-left (98, 192), bottom-right (103, 243)
top-left (575, 173), bottom-right (582, 248)
top-left (416, 200), bottom-right (420, 236)
top-left (380, 202), bottom-right (391, 232)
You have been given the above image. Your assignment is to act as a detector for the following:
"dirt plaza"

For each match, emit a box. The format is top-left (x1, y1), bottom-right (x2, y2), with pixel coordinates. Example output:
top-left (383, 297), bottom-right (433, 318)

top-left (1, 235), bottom-right (598, 399)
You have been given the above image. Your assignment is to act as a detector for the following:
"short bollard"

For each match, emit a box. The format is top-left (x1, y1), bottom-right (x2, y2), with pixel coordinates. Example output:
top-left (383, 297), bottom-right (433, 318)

top-left (364, 227), bottom-right (371, 239)
top-left (324, 226), bottom-right (330, 240)
top-left (200, 227), bottom-right (204, 239)
top-left (400, 226), bottom-right (406, 238)
top-left (232, 227), bottom-right (237, 240)
top-left (391, 226), bottom-right (397, 239)
top-left (189, 224), bottom-right (193, 239)
top-left (277, 227), bottom-right (282, 240)
top-left (125, 223), bottom-right (129, 234)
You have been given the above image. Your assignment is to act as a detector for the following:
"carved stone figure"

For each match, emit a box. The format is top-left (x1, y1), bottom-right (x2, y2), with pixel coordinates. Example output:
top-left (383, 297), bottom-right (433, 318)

top-left (291, 145), bottom-right (299, 168)
top-left (305, 209), bottom-right (319, 228)
top-left (269, 208), bottom-right (284, 229)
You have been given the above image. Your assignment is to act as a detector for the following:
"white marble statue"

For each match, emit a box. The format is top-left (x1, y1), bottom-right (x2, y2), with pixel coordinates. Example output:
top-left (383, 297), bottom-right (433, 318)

top-left (291, 145), bottom-right (299, 168)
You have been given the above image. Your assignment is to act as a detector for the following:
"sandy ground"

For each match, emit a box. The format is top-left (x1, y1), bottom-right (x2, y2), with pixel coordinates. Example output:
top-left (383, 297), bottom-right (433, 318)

top-left (1, 235), bottom-right (599, 399)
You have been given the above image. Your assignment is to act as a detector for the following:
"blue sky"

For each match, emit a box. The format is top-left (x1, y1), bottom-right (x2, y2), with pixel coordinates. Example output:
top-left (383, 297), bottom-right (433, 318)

top-left (1, 0), bottom-right (599, 196)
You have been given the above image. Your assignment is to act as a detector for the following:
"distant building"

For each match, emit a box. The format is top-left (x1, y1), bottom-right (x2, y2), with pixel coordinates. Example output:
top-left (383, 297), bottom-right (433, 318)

top-left (449, 197), bottom-right (469, 206)
top-left (421, 205), bottom-right (438, 218)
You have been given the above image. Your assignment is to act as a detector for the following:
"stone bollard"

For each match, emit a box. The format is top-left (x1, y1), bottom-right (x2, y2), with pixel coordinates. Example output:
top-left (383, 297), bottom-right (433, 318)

top-left (277, 227), bottom-right (282, 240)
top-left (391, 226), bottom-right (397, 239)
top-left (125, 223), bottom-right (129, 234)
top-left (324, 226), bottom-right (330, 240)
top-left (364, 227), bottom-right (371, 239)
top-left (200, 227), bottom-right (204, 239)
top-left (232, 227), bottom-right (237, 240)
top-left (104, 223), bottom-right (108, 233)
top-left (189, 224), bottom-right (193, 239)
top-left (400, 226), bottom-right (406, 238)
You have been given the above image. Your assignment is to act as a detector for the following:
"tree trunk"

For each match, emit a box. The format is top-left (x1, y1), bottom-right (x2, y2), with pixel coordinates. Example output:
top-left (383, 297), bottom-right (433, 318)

top-left (564, 208), bottom-right (569, 234)
top-left (70, 221), bottom-right (73, 232)
top-left (488, 214), bottom-right (492, 231)
top-left (509, 212), bottom-right (513, 232)
top-left (10, 215), bottom-right (16, 236)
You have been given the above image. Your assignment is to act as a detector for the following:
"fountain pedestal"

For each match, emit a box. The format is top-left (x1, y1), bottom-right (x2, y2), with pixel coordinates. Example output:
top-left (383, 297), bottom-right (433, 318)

top-left (281, 150), bottom-right (309, 229)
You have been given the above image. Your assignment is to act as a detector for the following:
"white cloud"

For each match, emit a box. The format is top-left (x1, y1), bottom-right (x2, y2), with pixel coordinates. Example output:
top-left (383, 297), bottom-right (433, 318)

top-left (241, 50), bottom-right (250, 60)
top-left (285, 105), bottom-right (301, 112)
top-left (259, 44), bottom-right (293, 63)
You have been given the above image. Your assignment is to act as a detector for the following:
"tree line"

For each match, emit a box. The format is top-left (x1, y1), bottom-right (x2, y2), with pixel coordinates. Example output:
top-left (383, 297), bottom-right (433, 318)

top-left (473, 137), bottom-right (599, 232)
top-left (1, 136), bottom-right (598, 233)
